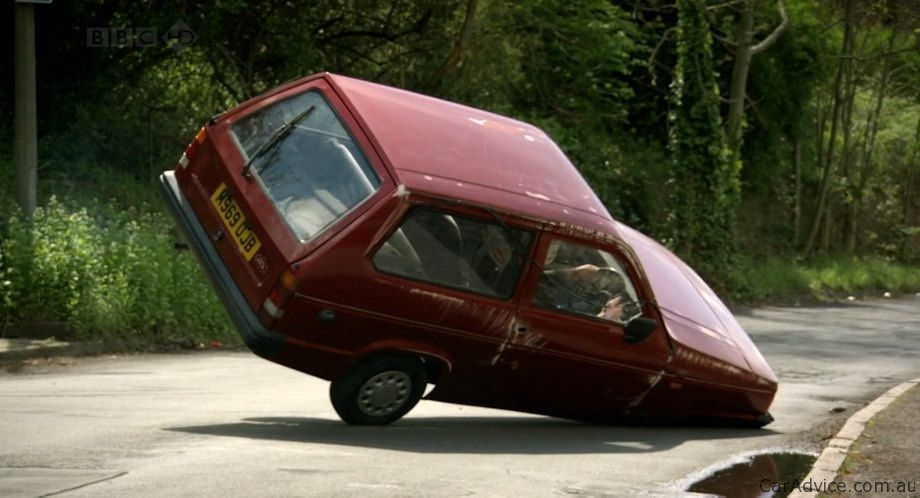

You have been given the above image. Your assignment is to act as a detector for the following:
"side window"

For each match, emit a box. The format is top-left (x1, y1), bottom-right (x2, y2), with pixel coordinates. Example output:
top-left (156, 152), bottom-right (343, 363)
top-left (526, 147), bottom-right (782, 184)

top-left (532, 239), bottom-right (641, 323)
top-left (372, 207), bottom-right (533, 299)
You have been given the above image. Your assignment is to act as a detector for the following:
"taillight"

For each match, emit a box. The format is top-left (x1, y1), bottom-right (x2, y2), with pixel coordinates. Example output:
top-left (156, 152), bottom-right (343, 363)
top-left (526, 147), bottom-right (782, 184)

top-left (178, 127), bottom-right (207, 169)
top-left (258, 268), bottom-right (300, 328)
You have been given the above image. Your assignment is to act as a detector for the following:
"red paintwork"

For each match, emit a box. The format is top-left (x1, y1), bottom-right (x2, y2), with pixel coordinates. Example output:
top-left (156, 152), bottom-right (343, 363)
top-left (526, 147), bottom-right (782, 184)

top-left (329, 75), bottom-right (616, 233)
top-left (168, 72), bottom-right (777, 425)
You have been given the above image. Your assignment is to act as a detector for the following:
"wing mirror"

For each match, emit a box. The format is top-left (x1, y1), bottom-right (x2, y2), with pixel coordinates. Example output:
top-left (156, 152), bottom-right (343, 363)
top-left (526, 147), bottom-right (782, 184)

top-left (624, 317), bottom-right (657, 344)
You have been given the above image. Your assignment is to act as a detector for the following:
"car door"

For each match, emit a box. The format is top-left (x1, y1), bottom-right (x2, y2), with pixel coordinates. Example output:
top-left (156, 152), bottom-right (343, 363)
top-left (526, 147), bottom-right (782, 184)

top-left (494, 234), bottom-right (672, 420)
top-left (293, 202), bottom-right (535, 392)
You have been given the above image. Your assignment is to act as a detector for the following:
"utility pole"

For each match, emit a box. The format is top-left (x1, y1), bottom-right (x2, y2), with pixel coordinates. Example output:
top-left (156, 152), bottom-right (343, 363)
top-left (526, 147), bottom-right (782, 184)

top-left (14, 1), bottom-right (51, 216)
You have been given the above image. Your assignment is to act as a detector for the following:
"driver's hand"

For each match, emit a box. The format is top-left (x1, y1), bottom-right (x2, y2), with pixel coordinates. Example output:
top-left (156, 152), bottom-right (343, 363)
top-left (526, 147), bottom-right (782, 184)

top-left (598, 296), bottom-right (625, 321)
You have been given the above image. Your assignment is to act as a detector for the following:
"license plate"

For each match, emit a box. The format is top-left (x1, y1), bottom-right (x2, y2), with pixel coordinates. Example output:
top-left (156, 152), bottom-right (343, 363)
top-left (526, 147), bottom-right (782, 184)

top-left (210, 183), bottom-right (262, 261)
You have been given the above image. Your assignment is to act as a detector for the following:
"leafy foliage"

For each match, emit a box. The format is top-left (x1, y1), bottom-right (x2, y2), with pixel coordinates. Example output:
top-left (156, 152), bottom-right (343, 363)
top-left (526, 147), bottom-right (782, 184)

top-left (0, 197), bottom-right (233, 345)
top-left (665, 0), bottom-right (741, 290)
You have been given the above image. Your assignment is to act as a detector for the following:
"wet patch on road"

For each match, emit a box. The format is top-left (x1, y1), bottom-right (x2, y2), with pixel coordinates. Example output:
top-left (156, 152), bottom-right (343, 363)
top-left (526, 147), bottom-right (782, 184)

top-left (679, 450), bottom-right (816, 497)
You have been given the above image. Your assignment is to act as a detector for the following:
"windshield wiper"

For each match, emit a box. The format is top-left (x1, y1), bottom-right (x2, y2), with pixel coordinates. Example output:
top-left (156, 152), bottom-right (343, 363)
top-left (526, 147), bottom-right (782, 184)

top-left (241, 105), bottom-right (316, 178)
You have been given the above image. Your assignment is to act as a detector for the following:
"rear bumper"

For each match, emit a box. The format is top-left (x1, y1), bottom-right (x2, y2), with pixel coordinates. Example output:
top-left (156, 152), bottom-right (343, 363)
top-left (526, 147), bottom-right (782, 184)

top-left (157, 171), bottom-right (284, 356)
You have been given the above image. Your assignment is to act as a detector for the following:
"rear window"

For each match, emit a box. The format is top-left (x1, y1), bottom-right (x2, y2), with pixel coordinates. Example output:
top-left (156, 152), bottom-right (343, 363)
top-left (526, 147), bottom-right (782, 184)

top-left (372, 207), bottom-right (533, 299)
top-left (231, 91), bottom-right (381, 242)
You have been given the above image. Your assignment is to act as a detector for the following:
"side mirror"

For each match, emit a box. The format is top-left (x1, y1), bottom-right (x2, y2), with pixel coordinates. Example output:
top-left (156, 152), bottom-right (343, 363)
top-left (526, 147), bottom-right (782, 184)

top-left (624, 317), bottom-right (657, 344)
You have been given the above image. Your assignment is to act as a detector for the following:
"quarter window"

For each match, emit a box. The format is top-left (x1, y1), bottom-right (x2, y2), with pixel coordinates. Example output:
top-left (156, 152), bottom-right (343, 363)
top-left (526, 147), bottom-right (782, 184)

top-left (372, 207), bottom-right (532, 299)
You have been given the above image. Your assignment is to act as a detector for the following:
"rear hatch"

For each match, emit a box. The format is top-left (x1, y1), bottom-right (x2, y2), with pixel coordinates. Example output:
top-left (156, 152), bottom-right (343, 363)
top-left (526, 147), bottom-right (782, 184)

top-left (174, 80), bottom-right (386, 312)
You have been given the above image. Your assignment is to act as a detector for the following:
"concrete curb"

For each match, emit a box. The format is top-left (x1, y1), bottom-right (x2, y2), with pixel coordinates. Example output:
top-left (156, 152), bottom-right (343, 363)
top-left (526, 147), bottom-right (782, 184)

top-left (787, 377), bottom-right (920, 498)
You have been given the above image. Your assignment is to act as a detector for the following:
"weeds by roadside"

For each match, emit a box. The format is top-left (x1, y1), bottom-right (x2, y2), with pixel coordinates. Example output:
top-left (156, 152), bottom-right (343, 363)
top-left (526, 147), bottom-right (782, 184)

top-left (738, 256), bottom-right (920, 305)
top-left (0, 196), bottom-right (236, 347)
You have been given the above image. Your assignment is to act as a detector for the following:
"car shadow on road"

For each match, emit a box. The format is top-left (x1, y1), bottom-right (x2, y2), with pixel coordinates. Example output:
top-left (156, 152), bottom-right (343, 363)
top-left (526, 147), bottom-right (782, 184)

top-left (167, 416), bottom-right (777, 455)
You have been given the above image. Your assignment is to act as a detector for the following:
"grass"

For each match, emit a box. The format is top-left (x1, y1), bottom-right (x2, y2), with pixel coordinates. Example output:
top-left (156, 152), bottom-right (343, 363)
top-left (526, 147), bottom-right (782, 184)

top-left (740, 256), bottom-right (920, 304)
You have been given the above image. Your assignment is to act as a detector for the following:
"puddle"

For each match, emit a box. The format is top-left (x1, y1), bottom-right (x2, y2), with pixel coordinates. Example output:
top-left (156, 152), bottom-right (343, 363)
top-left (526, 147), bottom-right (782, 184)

top-left (685, 451), bottom-right (817, 498)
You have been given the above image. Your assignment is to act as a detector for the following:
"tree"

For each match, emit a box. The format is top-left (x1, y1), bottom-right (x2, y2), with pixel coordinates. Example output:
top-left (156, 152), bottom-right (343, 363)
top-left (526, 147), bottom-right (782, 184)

top-left (802, 0), bottom-right (856, 258)
top-left (724, 0), bottom-right (788, 155)
top-left (666, 0), bottom-right (740, 288)
top-left (422, 0), bottom-right (479, 92)
top-left (801, 0), bottom-right (920, 257)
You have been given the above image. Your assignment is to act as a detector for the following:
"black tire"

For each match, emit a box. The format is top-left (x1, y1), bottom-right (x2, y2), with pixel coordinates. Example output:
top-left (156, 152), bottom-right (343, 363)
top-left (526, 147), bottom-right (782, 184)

top-left (330, 356), bottom-right (426, 425)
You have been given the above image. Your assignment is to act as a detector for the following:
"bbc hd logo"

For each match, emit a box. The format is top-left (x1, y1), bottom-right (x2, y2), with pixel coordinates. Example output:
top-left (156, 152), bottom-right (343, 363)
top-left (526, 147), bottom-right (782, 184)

top-left (86, 20), bottom-right (198, 50)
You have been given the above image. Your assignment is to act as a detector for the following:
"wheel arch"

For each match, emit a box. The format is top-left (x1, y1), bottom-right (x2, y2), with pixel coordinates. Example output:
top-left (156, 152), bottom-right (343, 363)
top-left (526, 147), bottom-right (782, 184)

top-left (346, 340), bottom-right (453, 385)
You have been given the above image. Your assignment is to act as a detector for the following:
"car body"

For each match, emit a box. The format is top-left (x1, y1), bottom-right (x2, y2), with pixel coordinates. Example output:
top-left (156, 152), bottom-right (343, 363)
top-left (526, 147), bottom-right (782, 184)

top-left (158, 72), bottom-right (777, 426)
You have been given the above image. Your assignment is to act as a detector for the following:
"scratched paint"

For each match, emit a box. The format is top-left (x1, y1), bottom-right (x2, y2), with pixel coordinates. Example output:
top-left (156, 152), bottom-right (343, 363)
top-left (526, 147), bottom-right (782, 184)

top-left (408, 288), bottom-right (515, 334)
top-left (626, 371), bottom-right (666, 411)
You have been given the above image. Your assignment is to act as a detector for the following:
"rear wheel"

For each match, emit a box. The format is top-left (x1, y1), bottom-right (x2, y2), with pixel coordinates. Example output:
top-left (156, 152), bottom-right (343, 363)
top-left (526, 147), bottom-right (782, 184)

top-left (330, 356), bottom-right (426, 425)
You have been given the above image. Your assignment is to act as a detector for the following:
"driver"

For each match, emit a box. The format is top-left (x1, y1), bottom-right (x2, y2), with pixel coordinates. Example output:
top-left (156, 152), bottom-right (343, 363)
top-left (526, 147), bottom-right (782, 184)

top-left (533, 263), bottom-right (629, 321)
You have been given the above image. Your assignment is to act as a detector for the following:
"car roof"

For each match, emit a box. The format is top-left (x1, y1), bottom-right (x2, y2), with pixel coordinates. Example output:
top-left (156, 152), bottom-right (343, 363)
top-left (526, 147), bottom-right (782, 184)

top-left (324, 73), bottom-right (621, 238)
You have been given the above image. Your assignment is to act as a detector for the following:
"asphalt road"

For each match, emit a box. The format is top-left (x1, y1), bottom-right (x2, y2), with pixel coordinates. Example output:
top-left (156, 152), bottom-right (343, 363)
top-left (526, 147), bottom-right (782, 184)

top-left (1, 297), bottom-right (918, 497)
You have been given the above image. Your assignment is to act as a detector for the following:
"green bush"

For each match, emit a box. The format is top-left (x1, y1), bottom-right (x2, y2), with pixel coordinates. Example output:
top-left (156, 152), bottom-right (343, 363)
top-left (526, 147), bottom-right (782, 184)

top-left (0, 196), bottom-right (235, 346)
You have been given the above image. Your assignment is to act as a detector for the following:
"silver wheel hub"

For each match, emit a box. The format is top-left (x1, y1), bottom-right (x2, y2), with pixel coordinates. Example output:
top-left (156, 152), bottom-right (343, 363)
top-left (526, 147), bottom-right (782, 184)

top-left (358, 370), bottom-right (411, 417)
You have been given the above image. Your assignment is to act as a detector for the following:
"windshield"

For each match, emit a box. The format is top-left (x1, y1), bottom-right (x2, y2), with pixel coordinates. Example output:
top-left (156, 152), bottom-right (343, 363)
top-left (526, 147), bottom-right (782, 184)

top-left (231, 91), bottom-right (381, 242)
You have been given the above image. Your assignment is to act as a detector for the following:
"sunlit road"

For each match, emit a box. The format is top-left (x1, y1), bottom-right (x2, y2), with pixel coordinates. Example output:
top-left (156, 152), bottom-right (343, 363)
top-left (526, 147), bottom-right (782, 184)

top-left (2, 298), bottom-right (918, 497)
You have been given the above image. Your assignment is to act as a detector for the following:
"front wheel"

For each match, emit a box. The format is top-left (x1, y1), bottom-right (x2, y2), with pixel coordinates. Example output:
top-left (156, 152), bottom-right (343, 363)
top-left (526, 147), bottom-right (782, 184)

top-left (330, 356), bottom-right (426, 425)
